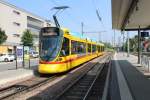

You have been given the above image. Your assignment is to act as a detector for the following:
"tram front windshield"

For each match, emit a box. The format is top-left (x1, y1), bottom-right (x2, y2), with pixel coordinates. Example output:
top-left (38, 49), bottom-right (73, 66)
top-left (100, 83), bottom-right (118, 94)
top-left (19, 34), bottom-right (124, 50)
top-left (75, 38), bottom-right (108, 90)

top-left (40, 27), bottom-right (62, 61)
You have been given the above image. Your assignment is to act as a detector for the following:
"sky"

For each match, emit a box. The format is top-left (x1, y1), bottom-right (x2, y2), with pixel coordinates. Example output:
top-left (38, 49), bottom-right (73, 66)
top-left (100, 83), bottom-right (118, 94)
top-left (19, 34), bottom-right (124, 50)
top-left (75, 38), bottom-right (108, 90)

top-left (5, 0), bottom-right (124, 44)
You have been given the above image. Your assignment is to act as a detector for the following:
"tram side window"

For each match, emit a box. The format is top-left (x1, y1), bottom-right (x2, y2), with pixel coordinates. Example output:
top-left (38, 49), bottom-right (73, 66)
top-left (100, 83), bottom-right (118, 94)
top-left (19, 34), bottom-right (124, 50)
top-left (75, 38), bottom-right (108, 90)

top-left (78, 42), bottom-right (86, 53)
top-left (71, 41), bottom-right (78, 54)
top-left (102, 46), bottom-right (104, 51)
top-left (92, 45), bottom-right (96, 52)
top-left (88, 44), bottom-right (91, 53)
top-left (71, 41), bottom-right (86, 54)
top-left (99, 46), bottom-right (101, 52)
top-left (60, 37), bottom-right (69, 56)
top-left (98, 46), bottom-right (100, 52)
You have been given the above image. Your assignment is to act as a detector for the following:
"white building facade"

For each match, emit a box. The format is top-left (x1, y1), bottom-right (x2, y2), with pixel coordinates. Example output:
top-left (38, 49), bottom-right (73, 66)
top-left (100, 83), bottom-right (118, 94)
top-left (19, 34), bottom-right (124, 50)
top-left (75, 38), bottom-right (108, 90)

top-left (0, 0), bottom-right (52, 54)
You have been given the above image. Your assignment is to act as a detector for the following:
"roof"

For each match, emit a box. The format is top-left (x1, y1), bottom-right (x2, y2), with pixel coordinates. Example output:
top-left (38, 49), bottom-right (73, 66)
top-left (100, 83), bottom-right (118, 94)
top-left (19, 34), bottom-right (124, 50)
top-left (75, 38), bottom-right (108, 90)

top-left (112, 0), bottom-right (150, 30)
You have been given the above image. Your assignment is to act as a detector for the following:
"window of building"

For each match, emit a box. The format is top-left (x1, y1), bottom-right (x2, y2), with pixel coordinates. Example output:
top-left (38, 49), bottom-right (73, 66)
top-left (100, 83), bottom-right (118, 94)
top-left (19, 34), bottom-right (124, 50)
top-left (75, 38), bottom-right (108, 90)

top-left (13, 10), bottom-right (20, 15)
top-left (71, 41), bottom-right (86, 54)
top-left (60, 37), bottom-right (70, 56)
top-left (88, 44), bottom-right (91, 53)
top-left (92, 45), bottom-right (96, 52)
top-left (13, 22), bottom-right (20, 26)
top-left (13, 34), bottom-right (20, 37)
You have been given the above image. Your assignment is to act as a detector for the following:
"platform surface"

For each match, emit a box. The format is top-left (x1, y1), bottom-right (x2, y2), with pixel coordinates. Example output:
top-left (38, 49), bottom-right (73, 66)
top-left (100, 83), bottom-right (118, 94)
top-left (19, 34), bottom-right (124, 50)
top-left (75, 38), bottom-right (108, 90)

top-left (0, 68), bottom-right (35, 88)
top-left (110, 52), bottom-right (150, 100)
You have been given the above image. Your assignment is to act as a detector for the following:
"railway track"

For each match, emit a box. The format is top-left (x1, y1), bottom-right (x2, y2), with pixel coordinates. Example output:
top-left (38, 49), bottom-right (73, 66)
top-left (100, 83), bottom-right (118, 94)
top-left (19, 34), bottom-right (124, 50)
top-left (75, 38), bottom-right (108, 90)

top-left (0, 53), bottom-right (112, 100)
top-left (0, 75), bottom-right (57, 100)
top-left (54, 55), bottom-right (112, 100)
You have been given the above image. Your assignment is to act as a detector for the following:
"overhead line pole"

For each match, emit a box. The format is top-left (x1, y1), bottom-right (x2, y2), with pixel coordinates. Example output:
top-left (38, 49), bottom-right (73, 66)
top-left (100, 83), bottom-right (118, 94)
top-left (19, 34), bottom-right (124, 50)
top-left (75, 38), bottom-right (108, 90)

top-left (83, 31), bottom-right (106, 42)
top-left (138, 26), bottom-right (141, 64)
top-left (81, 22), bottom-right (84, 37)
top-left (127, 31), bottom-right (130, 57)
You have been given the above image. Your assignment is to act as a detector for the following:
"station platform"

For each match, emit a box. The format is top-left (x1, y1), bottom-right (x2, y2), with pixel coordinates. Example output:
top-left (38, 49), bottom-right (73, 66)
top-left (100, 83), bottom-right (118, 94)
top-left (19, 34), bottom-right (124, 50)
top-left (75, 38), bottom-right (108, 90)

top-left (0, 68), bottom-right (35, 89)
top-left (110, 52), bottom-right (150, 100)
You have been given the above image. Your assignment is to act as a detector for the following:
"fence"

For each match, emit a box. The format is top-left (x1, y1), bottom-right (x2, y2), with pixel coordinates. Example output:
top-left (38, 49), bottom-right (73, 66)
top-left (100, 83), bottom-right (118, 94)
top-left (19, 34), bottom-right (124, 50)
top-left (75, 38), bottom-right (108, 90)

top-left (0, 45), bottom-right (39, 71)
top-left (141, 55), bottom-right (150, 72)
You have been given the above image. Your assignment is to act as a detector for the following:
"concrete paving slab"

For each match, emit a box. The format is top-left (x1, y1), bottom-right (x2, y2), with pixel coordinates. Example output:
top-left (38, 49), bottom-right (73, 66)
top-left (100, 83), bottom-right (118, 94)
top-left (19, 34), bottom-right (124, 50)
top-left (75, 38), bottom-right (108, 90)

top-left (0, 68), bottom-right (34, 89)
top-left (113, 54), bottom-right (133, 100)
top-left (116, 52), bottom-right (150, 74)
top-left (111, 52), bottom-right (150, 100)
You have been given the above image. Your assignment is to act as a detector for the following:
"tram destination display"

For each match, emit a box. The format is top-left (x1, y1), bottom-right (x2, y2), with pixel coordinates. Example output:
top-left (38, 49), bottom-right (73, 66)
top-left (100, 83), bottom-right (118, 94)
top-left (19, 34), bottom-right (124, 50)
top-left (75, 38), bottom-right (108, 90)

top-left (42, 27), bottom-right (59, 36)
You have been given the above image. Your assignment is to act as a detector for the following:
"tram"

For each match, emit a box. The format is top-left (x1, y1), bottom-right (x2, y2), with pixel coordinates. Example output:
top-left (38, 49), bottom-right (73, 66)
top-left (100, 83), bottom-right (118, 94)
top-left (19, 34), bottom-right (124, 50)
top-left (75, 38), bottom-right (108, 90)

top-left (38, 27), bottom-right (105, 74)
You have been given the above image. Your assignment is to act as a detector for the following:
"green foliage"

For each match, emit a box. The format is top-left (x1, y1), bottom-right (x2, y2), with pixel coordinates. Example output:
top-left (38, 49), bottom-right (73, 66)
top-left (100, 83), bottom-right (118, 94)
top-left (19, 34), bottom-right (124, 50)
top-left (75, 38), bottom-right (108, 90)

top-left (123, 35), bottom-right (138, 52)
top-left (104, 42), bottom-right (113, 49)
top-left (0, 28), bottom-right (7, 45)
top-left (103, 42), bottom-right (114, 52)
top-left (21, 29), bottom-right (33, 46)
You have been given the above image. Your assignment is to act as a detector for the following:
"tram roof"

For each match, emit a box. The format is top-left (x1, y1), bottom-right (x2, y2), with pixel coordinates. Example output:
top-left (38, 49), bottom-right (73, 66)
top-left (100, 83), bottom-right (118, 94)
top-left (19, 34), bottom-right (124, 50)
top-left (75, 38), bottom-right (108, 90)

top-left (69, 32), bottom-right (103, 45)
top-left (112, 0), bottom-right (150, 30)
top-left (61, 28), bottom-right (104, 46)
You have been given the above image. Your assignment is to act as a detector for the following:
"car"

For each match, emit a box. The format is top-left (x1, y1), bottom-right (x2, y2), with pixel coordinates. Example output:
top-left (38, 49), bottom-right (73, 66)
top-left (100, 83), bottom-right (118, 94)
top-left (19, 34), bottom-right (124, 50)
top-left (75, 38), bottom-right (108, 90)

top-left (30, 52), bottom-right (39, 58)
top-left (0, 54), bottom-right (15, 62)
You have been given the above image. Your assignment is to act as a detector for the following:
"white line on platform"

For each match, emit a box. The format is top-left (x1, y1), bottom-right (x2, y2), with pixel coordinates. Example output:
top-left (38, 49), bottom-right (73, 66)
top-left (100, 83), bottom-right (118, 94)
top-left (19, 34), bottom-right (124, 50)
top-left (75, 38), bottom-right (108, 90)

top-left (114, 53), bottom-right (133, 100)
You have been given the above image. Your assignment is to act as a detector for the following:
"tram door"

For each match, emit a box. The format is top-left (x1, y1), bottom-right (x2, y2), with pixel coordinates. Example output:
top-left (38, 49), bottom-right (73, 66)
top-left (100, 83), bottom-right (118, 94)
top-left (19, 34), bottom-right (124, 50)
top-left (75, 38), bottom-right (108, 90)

top-left (60, 37), bottom-right (70, 69)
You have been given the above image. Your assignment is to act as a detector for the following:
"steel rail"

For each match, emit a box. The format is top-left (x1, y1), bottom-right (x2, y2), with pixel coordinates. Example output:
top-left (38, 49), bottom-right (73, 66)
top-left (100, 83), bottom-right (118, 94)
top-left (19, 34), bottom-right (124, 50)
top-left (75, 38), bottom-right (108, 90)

top-left (0, 75), bottom-right (57, 100)
top-left (83, 56), bottom-right (111, 100)
top-left (54, 54), bottom-right (111, 100)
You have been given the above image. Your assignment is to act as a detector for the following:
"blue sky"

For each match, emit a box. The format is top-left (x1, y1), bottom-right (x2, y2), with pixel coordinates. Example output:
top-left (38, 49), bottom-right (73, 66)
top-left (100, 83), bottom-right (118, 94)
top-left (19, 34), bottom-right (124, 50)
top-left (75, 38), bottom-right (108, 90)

top-left (6, 0), bottom-right (124, 44)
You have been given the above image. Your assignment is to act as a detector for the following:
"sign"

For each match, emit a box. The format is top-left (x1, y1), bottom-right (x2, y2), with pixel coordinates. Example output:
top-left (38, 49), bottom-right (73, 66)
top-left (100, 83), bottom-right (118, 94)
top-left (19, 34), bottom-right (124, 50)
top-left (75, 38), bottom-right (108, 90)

top-left (24, 46), bottom-right (30, 60)
top-left (16, 46), bottom-right (23, 61)
top-left (41, 27), bottom-right (59, 36)
top-left (141, 32), bottom-right (149, 37)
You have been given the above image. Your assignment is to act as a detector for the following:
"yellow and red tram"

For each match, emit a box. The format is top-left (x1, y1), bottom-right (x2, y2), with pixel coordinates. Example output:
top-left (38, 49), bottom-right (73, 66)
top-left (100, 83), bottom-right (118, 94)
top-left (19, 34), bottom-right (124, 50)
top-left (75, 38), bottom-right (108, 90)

top-left (38, 27), bottom-right (105, 74)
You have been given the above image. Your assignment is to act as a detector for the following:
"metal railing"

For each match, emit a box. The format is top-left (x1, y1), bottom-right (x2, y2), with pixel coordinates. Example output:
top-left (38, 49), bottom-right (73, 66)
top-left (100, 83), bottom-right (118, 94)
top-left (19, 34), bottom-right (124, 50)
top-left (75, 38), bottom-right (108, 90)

top-left (141, 55), bottom-right (150, 72)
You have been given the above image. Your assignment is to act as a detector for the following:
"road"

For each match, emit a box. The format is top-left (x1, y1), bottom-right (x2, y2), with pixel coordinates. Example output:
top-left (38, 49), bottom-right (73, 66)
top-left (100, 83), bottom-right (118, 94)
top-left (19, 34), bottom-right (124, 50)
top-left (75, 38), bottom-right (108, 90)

top-left (0, 58), bottom-right (39, 72)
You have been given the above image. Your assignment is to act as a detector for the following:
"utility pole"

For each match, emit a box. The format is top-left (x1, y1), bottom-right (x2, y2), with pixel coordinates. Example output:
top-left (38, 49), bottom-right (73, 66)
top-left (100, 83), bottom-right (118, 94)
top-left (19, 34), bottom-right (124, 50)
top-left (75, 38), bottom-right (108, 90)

top-left (112, 36), bottom-right (114, 47)
top-left (114, 30), bottom-right (116, 50)
top-left (127, 31), bottom-right (130, 57)
top-left (122, 31), bottom-right (125, 56)
top-left (99, 33), bottom-right (101, 42)
top-left (118, 36), bottom-right (121, 52)
top-left (138, 26), bottom-right (141, 64)
top-left (81, 22), bottom-right (84, 37)
top-left (83, 31), bottom-right (106, 43)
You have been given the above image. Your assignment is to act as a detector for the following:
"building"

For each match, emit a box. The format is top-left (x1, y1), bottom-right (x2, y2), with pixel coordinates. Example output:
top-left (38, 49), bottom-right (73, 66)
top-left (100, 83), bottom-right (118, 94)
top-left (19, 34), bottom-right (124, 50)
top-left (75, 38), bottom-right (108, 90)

top-left (0, 0), bottom-right (53, 54)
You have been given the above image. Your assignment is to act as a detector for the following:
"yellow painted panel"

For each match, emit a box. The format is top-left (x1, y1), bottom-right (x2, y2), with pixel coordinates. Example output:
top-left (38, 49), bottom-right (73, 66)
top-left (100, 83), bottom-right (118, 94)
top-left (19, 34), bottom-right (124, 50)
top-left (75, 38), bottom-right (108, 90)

top-left (39, 63), bottom-right (67, 74)
top-left (0, 46), bottom-right (8, 54)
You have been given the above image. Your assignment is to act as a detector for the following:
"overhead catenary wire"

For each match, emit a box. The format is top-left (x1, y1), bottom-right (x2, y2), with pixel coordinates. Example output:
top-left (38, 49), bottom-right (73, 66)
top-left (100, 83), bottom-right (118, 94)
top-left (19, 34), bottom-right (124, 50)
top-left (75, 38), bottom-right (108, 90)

top-left (50, 0), bottom-right (59, 6)
top-left (91, 0), bottom-right (106, 29)
top-left (50, 0), bottom-right (98, 29)
top-left (49, 0), bottom-right (106, 34)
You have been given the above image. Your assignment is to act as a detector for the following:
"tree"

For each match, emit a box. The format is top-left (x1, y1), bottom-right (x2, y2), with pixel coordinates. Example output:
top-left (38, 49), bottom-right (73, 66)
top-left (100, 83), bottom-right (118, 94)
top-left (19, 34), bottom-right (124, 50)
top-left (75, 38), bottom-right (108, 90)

top-left (21, 29), bottom-right (33, 46)
top-left (104, 42), bottom-right (113, 49)
top-left (123, 35), bottom-right (138, 52)
top-left (0, 28), bottom-right (7, 45)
